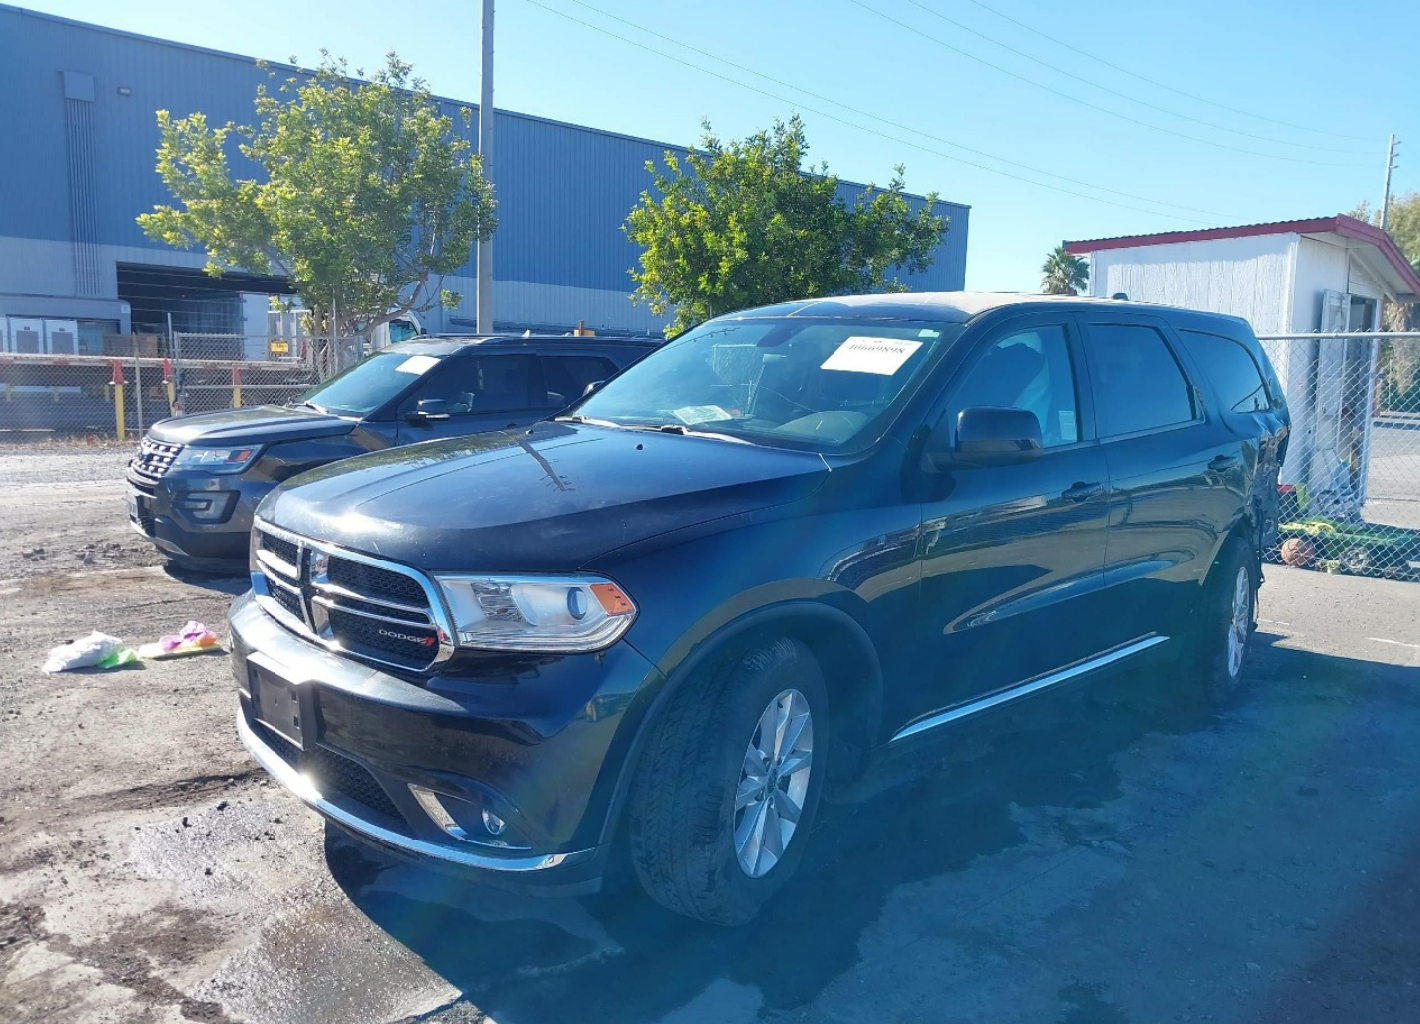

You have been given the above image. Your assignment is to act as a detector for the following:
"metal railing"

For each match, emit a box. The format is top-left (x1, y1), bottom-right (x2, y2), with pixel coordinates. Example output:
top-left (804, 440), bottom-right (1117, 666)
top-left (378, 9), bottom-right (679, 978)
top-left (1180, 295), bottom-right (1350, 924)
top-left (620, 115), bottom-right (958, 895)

top-left (1257, 332), bottom-right (1420, 579)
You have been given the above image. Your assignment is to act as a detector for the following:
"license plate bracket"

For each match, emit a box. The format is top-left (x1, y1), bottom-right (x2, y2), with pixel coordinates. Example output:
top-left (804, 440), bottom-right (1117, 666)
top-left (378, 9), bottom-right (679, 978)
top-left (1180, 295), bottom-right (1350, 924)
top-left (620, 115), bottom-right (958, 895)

top-left (250, 667), bottom-right (315, 750)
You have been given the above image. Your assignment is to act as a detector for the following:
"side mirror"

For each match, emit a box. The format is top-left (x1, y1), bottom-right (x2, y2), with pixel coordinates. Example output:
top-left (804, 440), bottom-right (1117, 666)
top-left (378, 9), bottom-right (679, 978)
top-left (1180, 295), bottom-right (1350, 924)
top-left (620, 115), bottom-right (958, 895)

top-left (582, 380), bottom-right (606, 398)
top-left (926, 406), bottom-right (1043, 469)
top-left (408, 398), bottom-right (450, 422)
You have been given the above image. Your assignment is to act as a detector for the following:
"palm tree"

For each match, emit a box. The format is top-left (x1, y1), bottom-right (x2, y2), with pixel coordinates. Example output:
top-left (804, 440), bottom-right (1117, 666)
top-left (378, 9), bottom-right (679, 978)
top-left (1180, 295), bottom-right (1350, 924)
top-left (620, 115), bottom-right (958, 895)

top-left (1041, 245), bottom-right (1089, 295)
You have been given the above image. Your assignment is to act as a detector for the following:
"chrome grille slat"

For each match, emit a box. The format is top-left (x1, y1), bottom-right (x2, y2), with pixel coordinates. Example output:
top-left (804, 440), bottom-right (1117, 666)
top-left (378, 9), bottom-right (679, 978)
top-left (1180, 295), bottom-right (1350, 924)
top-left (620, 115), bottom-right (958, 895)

top-left (311, 595), bottom-right (434, 629)
top-left (256, 548), bottom-right (300, 582)
top-left (309, 580), bottom-right (429, 617)
top-left (252, 521), bottom-right (449, 673)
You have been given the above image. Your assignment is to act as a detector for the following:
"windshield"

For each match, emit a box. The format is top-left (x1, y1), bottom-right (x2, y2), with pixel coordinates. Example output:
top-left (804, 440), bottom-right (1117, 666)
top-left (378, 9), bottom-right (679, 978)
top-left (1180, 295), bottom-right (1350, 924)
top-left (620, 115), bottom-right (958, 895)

top-left (569, 317), bottom-right (963, 450)
top-left (295, 350), bottom-right (444, 417)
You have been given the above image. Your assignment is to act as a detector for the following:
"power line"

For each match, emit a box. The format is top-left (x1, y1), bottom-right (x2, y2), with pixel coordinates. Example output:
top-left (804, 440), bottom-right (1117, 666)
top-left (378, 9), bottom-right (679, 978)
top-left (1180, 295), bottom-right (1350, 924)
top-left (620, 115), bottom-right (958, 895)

top-left (562, 0), bottom-right (1227, 217)
top-left (904, 0), bottom-right (1355, 154)
top-left (525, 0), bottom-right (1228, 223)
top-left (960, 0), bottom-right (1374, 143)
top-left (850, 0), bottom-right (1371, 168)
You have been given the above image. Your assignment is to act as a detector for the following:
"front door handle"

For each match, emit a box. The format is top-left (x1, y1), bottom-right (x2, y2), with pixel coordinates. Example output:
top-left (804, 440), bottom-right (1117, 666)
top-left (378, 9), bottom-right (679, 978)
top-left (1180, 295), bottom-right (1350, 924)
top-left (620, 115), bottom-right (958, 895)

top-left (1209, 454), bottom-right (1240, 472)
top-left (1062, 481), bottom-right (1105, 502)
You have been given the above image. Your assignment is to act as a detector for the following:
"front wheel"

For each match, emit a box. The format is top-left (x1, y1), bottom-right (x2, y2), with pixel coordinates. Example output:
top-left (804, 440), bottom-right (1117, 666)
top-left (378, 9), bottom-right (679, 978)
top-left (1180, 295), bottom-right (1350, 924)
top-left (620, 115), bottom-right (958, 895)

top-left (627, 638), bottom-right (828, 925)
top-left (1186, 539), bottom-right (1256, 705)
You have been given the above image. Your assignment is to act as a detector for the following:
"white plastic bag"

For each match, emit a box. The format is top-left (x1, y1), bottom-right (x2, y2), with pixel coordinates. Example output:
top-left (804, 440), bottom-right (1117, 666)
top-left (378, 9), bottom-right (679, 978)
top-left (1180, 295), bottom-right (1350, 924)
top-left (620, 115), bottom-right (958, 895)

top-left (41, 632), bottom-right (127, 674)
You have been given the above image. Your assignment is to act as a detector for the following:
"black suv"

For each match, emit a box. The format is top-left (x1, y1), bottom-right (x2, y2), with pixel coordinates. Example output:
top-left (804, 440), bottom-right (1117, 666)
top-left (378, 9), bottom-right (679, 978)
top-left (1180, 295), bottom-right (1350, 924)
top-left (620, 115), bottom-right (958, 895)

top-left (229, 294), bottom-right (1289, 923)
top-left (127, 335), bottom-right (659, 569)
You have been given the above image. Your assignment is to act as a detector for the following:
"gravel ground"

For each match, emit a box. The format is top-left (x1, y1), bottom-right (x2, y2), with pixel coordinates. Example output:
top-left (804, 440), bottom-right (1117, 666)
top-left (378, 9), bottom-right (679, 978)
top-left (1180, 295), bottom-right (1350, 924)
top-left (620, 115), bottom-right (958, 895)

top-left (1, 464), bottom-right (1419, 1024)
top-left (0, 442), bottom-right (157, 581)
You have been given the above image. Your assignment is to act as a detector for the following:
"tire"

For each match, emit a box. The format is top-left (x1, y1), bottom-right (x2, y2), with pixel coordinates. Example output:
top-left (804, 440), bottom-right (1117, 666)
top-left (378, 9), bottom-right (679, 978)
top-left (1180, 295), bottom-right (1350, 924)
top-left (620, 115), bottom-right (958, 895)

top-left (627, 637), bottom-right (829, 925)
top-left (1186, 538), bottom-right (1256, 706)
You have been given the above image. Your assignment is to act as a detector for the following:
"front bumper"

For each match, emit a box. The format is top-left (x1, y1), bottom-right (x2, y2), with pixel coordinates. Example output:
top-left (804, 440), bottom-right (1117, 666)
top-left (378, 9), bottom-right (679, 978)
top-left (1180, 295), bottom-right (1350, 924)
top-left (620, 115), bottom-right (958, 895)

top-left (127, 469), bottom-right (271, 566)
top-left (228, 592), bottom-right (660, 891)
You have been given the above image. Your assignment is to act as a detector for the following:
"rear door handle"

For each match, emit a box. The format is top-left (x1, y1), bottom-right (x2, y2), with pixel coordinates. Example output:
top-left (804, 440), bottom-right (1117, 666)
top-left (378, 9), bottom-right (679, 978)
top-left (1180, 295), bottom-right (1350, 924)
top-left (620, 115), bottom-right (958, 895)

top-left (1062, 481), bottom-right (1105, 502)
top-left (1209, 454), bottom-right (1240, 471)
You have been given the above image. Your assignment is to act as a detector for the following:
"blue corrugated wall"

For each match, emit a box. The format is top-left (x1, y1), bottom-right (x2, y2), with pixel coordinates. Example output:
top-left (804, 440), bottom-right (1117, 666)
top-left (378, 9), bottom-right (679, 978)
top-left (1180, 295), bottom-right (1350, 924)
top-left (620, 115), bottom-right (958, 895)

top-left (0, 4), bottom-right (969, 334)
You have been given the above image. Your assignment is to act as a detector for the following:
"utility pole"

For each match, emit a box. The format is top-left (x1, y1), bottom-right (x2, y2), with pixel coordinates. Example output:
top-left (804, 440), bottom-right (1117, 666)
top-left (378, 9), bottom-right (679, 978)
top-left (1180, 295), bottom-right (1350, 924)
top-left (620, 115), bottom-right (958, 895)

top-left (1380, 133), bottom-right (1402, 230)
top-left (476, 0), bottom-right (495, 334)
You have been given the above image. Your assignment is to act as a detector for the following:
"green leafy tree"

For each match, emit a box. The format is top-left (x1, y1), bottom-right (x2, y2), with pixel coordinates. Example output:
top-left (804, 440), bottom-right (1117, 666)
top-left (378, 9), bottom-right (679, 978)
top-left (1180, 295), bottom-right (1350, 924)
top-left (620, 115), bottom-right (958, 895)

top-left (1041, 244), bottom-right (1089, 295)
top-left (139, 52), bottom-right (496, 340)
top-left (625, 116), bottom-right (948, 333)
top-left (1347, 198), bottom-right (1420, 404)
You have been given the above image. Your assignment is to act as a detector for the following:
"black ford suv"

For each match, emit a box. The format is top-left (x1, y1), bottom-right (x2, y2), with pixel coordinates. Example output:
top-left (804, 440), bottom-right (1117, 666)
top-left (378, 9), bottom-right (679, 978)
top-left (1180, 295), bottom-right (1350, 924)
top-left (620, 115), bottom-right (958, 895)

top-left (127, 335), bottom-right (659, 569)
top-left (230, 293), bottom-right (1289, 924)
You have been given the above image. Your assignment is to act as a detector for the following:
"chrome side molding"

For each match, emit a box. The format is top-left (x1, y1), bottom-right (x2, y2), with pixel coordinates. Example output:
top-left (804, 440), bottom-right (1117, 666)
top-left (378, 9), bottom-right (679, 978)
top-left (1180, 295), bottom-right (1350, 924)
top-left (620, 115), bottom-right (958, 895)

top-left (889, 635), bottom-right (1170, 744)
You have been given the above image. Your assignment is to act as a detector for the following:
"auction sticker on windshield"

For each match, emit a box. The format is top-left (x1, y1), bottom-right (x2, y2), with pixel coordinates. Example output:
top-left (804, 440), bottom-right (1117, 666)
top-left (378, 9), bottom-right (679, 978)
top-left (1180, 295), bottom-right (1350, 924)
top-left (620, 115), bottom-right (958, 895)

top-left (673, 405), bottom-right (732, 424)
top-left (396, 355), bottom-right (440, 375)
top-left (821, 337), bottom-right (923, 376)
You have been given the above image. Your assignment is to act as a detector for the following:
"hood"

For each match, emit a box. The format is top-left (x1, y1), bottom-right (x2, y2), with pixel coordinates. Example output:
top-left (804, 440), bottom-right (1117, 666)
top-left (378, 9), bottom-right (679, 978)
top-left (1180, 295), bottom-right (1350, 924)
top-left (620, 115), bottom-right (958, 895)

top-left (259, 421), bottom-right (829, 571)
top-left (149, 405), bottom-right (357, 446)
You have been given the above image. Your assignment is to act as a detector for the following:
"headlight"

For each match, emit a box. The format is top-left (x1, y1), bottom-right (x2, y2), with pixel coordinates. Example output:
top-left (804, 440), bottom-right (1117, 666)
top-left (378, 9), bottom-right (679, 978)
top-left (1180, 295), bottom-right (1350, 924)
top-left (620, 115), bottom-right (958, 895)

top-left (433, 574), bottom-right (637, 653)
top-left (173, 446), bottom-right (260, 474)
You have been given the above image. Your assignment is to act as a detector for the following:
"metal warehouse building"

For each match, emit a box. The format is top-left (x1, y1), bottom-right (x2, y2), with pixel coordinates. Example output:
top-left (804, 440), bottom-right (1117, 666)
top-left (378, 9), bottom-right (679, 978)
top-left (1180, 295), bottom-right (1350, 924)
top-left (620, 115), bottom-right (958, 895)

top-left (0, 3), bottom-right (970, 350)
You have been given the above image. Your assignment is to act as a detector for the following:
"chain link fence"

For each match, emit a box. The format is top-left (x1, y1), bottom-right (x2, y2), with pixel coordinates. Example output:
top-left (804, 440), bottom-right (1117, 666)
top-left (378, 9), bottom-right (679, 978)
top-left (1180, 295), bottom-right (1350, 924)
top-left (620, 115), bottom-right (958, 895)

top-left (6, 325), bottom-right (1419, 582)
top-left (1259, 332), bottom-right (1420, 580)
top-left (0, 333), bottom-right (364, 438)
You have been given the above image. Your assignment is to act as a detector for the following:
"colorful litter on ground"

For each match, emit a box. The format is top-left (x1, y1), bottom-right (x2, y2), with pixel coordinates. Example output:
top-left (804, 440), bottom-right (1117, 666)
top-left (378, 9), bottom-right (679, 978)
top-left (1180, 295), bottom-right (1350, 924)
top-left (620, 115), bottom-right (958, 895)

top-left (42, 622), bottom-right (221, 673)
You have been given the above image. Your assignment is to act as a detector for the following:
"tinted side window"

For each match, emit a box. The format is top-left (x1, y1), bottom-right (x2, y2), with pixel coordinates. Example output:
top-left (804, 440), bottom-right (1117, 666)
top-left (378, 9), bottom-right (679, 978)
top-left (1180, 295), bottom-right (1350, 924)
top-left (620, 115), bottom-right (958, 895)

top-left (1179, 330), bottom-right (1272, 413)
top-left (1086, 324), bottom-right (1196, 437)
top-left (410, 354), bottom-right (534, 415)
top-left (539, 355), bottom-right (619, 409)
top-left (946, 324), bottom-right (1080, 448)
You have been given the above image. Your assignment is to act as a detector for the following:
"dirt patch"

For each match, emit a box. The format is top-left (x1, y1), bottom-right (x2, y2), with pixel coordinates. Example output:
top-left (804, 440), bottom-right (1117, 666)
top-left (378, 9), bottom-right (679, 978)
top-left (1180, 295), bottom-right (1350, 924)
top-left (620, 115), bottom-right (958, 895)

top-left (35, 911), bottom-right (234, 1024)
top-left (0, 441), bottom-right (160, 582)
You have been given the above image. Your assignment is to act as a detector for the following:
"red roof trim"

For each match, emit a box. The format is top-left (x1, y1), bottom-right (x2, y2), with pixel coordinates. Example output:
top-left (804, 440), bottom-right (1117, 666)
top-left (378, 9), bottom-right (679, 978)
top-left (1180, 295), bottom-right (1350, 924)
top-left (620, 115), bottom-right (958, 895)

top-left (1064, 215), bottom-right (1420, 297)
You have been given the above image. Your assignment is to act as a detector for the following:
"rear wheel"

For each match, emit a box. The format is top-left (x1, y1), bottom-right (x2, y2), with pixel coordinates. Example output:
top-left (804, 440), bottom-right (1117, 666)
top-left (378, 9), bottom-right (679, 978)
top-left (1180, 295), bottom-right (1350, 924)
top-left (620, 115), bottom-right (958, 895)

top-left (627, 638), bottom-right (828, 925)
top-left (1186, 539), bottom-right (1255, 705)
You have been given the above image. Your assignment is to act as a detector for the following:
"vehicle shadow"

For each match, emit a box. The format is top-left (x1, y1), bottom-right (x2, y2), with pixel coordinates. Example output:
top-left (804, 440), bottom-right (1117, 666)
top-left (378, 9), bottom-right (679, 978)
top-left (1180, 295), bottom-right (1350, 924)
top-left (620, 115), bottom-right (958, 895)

top-left (323, 633), bottom-right (1415, 1023)
top-left (162, 563), bottom-right (249, 594)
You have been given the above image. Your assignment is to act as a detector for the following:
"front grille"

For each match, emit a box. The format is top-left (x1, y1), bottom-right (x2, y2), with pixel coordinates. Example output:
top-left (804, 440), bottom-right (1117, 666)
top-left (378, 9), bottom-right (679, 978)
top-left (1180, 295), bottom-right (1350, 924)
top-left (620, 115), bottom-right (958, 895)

top-left (271, 584), bottom-right (304, 621)
top-left (327, 608), bottom-right (440, 668)
top-left (130, 437), bottom-right (183, 484)
top-left (327, 559), bottom-right (428, 607)
top-left (252, 721), bottom-right (403, 822)
top-left (252, 523), bottom-right (443, 672)
top-left (261, 532), bottom-right (301, 572)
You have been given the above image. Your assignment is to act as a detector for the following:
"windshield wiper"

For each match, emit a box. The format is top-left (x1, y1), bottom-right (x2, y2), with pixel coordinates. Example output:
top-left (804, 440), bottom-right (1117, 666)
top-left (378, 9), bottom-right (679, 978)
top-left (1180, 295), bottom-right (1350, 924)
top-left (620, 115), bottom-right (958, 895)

top-left (295, 400), bottom-right (327, 414)
top-left (555, 414), bottom-right (623, 428)
top-left (652, 423), bottom-right (751, 444)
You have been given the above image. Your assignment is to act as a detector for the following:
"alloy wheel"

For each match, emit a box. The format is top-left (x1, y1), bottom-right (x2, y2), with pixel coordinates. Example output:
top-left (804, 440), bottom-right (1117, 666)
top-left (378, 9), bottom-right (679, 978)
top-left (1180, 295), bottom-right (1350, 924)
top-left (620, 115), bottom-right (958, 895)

top-left (733, 688), bottom-right (814, 878)
top-left (1226, 565), bottom-right (1251, 679)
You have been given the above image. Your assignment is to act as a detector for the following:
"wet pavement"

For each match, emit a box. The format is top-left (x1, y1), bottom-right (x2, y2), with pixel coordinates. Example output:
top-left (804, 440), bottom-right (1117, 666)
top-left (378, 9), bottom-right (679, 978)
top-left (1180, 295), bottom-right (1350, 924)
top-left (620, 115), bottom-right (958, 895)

top-left (3, 548), bottom-right (1420, 1023)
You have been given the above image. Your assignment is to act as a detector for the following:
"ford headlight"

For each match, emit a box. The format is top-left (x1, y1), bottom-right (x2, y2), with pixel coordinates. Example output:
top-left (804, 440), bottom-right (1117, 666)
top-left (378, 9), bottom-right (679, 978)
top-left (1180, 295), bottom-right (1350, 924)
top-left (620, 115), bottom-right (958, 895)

top-left (433, 574), bottom-right (637, 653)
top-left (173, 446), bottom-right (260, 474)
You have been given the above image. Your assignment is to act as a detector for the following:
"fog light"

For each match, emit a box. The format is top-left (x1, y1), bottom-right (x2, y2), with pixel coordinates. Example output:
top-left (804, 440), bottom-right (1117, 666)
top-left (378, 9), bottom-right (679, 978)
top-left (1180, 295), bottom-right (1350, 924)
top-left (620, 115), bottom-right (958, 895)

top-left (482, 808), bottom-right (507, 836)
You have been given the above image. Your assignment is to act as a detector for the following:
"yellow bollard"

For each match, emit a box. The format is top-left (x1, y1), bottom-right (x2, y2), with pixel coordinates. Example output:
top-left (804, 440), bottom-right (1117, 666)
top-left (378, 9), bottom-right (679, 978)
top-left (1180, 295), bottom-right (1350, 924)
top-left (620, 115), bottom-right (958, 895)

top-left (231, 364), bottom-right (243, 409)
top-left (111, 360), bottom-right (126, 440)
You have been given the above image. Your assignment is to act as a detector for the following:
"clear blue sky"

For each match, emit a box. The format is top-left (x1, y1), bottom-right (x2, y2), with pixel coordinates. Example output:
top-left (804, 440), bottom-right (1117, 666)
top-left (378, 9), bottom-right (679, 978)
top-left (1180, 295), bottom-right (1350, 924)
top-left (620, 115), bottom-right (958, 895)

top-left (20, 0), bottom-right (1418, 290)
